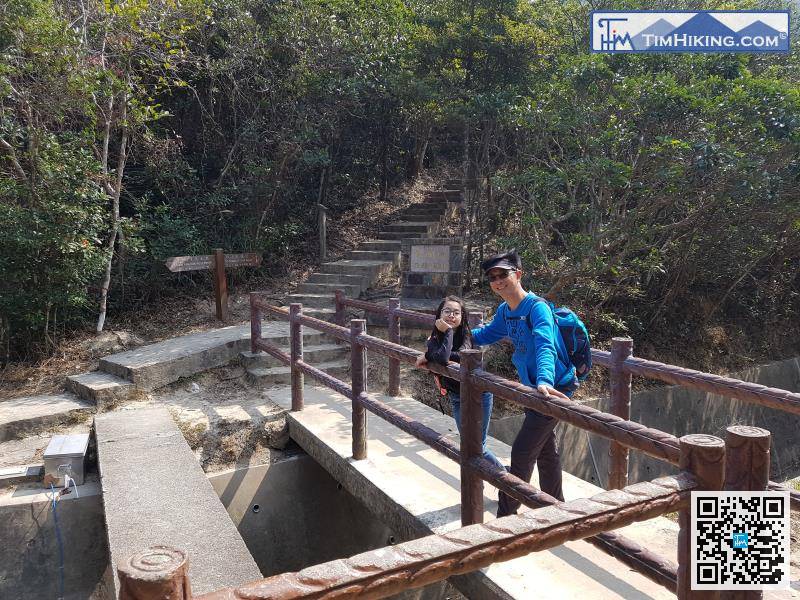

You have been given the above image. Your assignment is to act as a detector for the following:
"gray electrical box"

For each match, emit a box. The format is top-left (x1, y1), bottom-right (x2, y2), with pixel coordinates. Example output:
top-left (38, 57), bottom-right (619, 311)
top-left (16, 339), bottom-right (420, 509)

top-left (44, 433), bottom-right (90, 487)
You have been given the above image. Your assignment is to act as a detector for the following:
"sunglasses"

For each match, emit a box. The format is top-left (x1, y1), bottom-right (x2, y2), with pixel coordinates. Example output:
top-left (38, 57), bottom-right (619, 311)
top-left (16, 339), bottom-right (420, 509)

top-left (487, 270), bottom-right (516, 283)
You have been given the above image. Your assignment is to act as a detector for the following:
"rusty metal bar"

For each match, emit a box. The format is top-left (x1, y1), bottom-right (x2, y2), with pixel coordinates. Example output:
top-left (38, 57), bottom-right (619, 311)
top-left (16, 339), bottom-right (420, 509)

top-left (249, 293), bottom-right (262, 356)
top-left (355, 389), bottom-right (679, 589)
top-left (248, 297), bottom-right (682, 466)
top-left (608, 337), bottom-right (633, 489)
top-left (195, 476), bottom-right (694, 600)
top-left (296, 360), bottom-right (353, 400)
top-left (289, 304), bottom-right (304, 412)
top-left (676, 434), bottom-right (726, 599)
top-left (472, 368), bottom-right (682, 465)
top-left (250, 297), bottom-right (289, 319)
top-left (467, 454), bottom-right (683, 591)
top-left (394, 306), bottom-right (435, 324)
top-left (252, 338), bottom-right (290, 365)
top-left (251, 296), bottom-right (800, 512)
top-left (351, 319), bottom-right (368, 460)
top-left (592, 350), bottom-right (800, 416)
top-left (721, 425), bottom-right (771, 600)
top-left (119, 546), bottom-right (192, 600)
top-left (296, 311), bottom-right (351, 343)
top-left (343, 296), bottom-right (390, 315)
top-left (387, 298), bottom-right (400, 396)
top-left (459, 349), bottom-right (484, 526)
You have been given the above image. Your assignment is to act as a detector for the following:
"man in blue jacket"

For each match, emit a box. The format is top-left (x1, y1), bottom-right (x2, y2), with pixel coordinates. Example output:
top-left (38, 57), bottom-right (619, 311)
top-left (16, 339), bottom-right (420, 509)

top-left (471, 249), bottom-right (576, 516)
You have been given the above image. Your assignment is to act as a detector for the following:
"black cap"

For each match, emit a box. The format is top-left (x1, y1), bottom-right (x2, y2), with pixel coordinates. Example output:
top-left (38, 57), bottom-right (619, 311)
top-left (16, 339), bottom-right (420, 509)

top-left (481, 249), bottom-right (522, 274)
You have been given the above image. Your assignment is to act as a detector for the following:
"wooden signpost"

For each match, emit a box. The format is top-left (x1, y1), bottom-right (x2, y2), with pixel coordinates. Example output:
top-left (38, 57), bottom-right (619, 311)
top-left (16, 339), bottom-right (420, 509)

top-left (165, 249), bottom-right (262, 321)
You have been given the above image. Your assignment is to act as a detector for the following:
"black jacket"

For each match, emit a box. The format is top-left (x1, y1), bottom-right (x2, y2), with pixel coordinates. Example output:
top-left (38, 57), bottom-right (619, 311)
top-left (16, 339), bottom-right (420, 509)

top-left (425, 327), bottom-right (474, 395)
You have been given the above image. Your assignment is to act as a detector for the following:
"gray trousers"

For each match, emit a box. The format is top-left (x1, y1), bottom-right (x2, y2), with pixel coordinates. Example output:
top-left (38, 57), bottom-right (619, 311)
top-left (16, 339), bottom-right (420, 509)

top-left (497, 408), bottom-right (564, 517)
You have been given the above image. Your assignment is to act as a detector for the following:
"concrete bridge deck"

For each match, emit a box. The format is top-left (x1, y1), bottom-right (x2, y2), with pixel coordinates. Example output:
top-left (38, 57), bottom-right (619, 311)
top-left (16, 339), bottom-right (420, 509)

top-left (269, 384), bottom-right (680, 600)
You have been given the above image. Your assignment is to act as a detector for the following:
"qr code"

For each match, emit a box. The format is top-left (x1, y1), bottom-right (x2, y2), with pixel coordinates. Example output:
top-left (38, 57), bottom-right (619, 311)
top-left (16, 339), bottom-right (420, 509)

top-left (691, 491), bottom-right (790, 590)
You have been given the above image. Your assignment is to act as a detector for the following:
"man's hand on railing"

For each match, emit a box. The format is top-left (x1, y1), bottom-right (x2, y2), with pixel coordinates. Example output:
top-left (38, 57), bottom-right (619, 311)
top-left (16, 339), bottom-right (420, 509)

top-left (537, 383), bottom-right (569, 400)
top-left (415, 355), bottom-right (428, 368)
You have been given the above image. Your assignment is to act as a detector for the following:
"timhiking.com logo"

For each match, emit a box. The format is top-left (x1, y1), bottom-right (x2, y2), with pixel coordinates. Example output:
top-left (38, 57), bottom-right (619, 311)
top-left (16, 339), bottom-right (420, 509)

top-left (591, 11), bottom-right (790, 53)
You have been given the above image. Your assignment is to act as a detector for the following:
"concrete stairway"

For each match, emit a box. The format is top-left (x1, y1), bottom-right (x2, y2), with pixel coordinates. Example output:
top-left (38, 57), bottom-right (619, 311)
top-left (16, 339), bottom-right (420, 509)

top-left (239, 330), bottom-right (350, 386)
top-left (10, 182), bottom-right (462, 438)
top-left (285, 185), bottom-right (462, 320)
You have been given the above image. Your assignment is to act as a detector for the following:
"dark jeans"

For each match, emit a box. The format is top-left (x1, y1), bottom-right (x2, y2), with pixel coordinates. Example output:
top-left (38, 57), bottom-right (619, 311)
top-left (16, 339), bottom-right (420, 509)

top-left (497, 390), bottom-right (572, 517)
top-left (449, 391), bottom-right (504, 470)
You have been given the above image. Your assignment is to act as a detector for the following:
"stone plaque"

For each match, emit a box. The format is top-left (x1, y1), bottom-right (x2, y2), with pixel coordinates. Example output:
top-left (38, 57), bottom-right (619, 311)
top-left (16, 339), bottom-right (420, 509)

top-left (410, 245), bottom-right (450, 273)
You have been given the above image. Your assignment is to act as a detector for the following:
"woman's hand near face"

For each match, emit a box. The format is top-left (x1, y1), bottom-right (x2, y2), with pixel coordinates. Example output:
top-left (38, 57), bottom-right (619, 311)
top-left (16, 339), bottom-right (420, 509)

top-left (434, 318), bottom-right (451, 333)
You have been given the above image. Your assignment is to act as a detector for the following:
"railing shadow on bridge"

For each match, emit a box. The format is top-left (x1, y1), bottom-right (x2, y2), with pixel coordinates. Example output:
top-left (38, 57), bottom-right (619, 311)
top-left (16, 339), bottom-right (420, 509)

top-left (118, 292), bottom-right (799, 600)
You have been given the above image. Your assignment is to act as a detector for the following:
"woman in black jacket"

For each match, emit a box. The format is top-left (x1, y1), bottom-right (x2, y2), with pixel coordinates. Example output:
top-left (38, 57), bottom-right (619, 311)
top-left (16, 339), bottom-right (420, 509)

top-left (415, 296), bottom-right (504, 468)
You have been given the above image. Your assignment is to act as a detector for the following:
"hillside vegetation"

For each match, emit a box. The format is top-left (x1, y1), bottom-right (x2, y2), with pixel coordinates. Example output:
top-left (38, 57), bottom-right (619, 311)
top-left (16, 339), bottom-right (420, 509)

top-left (1, 0), bottom-right (798, 366)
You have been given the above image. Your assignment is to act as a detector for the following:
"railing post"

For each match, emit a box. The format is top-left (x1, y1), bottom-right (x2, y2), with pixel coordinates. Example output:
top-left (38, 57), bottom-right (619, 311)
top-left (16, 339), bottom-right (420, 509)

top-left (335, 289), bottom-right (345, 328)
top-left (720, 425), bottom-right (771, 600)
top-left (289, 303), bottom-right (304, 412)
top-left (249, 293), bottom-right (262, 355)
top-left (387, 298), bottom-right (400, 396)
top-left (677, 434), bottom-right (725, 600)
top-left (608, 337), bottom-right (633, 489)
top-left (118, 546), bottom-right (192, 600)
top-left (351, 319), bottom-right (367, 460)
top-left (459, 349), bottom-right (484, 526)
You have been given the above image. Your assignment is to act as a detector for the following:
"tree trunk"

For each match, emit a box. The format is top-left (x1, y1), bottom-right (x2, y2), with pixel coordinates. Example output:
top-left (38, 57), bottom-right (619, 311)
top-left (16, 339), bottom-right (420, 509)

top-left (96, 94), bottom-right (128, 334)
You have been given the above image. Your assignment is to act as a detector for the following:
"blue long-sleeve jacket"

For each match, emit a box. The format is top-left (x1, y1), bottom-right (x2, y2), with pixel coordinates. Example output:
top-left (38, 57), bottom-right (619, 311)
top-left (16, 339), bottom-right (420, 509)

top-left (471, 292), bottom-right (575, 389)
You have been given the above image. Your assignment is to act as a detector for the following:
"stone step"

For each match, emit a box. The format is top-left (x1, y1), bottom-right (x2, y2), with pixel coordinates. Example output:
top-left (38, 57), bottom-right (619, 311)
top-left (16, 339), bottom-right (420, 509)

top-left (425, 190), bottom-right (462, 198)
top-left (65, 371), bottom-right (135, 409)
top-left (376, 231), bottom-right (425, 241)
top-left (286, 293), bottom-right (336, 309)
top-left (401, 204), bottom-right (447, 213)
top-left (382, 222), bottom-right (436, 233)
top-left (319, 259), bottom-right (394, 279)
top-left (296, 282), bottom-right (362, 296)
top-left (400, 213), bottom-right (444, 222)
top-left (357, 240), bottom-right (402, 252)
top-left (0, 394), bottom-right (93, 443)
top-left (307, 272), bottom-right (367, 287)
top-left (240, 343), bottom-right (348, 369)
top-left (301, 307), bottom-right (338, 322)
top-left (246, 358), bottom-right (350, 386)
top-left (346, 250), bottom-right (400, 263)
top-left (99, 324), bottom-right (253, 389)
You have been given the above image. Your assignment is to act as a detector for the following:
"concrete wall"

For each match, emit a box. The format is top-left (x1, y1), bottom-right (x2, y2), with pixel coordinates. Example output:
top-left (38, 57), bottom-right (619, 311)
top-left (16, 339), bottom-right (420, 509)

top-left (208, 454), bottom-right (462, 600)
top-left (209, 455), bottom-right (395, 577)
top-left (0, 482), bottom-right (110, 600)
top-left (491, 356), bottom-right (800, 486)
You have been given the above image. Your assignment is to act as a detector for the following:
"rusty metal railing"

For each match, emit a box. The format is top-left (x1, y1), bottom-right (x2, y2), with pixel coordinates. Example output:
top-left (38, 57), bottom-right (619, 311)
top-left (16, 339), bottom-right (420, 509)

top-left (118, 293), bottom-right (790, 600)
top-left (335, 291), bottom-right (800, 509)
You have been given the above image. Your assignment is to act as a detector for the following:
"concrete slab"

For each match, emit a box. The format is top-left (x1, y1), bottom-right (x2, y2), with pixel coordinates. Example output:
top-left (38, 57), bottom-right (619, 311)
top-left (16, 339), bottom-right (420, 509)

top-left (0, 394), bottom-right (93, 442)
top-left (98, 323), bottom-right (253, 389)
top-left (96, 321), bottom-right (317, 391)
top-left (65, 371), bottom-right (135, 408)
top-left (269, 385), bottom-right (679, 600)
top-left (95, 407), bottom-right (261, 595)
